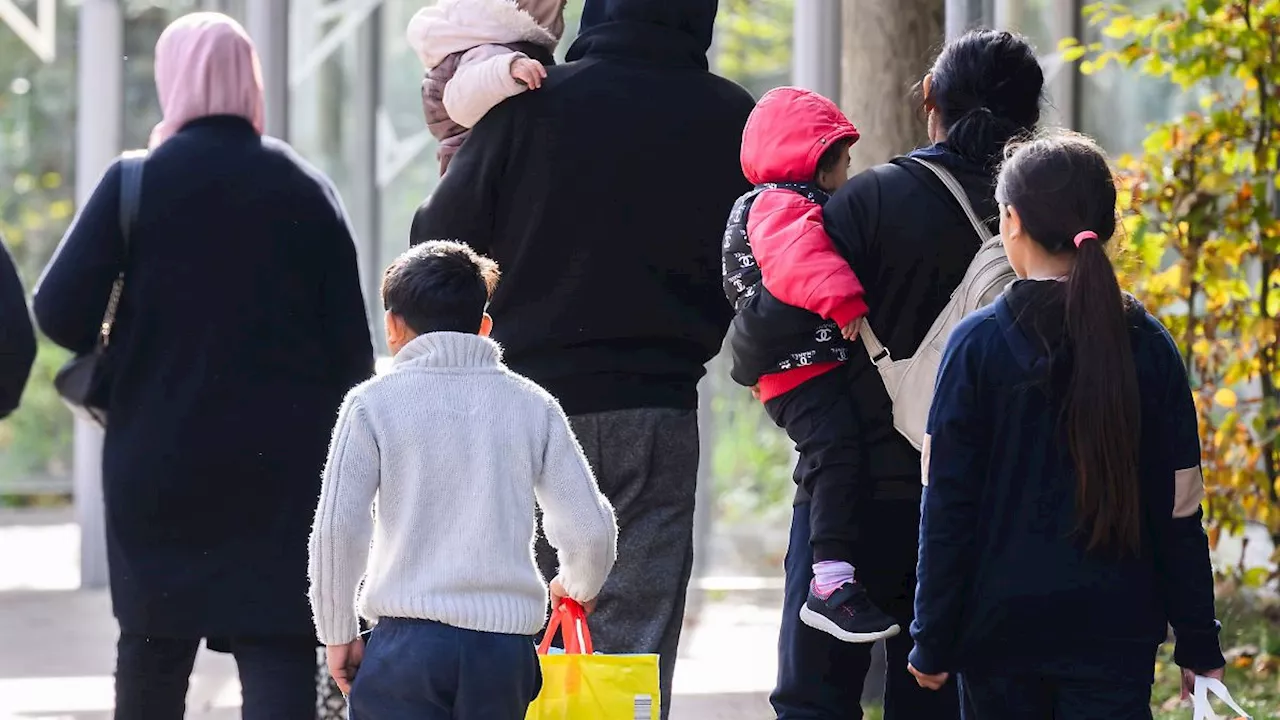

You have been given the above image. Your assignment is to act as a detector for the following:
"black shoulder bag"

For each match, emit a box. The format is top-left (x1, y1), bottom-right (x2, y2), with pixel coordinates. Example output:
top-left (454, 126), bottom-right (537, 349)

top-left (54, 152), bottom-right (145, 428)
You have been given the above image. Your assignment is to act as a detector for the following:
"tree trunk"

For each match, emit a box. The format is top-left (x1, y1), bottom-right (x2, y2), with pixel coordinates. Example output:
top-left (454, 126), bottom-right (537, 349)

top-left (841, 0), bottom-right (945, 171)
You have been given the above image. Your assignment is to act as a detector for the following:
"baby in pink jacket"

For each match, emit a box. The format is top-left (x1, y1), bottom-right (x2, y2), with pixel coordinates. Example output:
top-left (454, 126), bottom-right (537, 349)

top-left (407, 0), bottom-right (566, 175)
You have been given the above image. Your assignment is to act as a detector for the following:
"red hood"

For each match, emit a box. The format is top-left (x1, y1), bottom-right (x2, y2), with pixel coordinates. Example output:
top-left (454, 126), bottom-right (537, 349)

top-left (740, 87), bottom-right (859, 185)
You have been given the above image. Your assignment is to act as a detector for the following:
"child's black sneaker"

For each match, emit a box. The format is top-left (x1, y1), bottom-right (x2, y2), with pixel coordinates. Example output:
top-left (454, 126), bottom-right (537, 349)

top-left (799, 580), bottom-right (900, 643)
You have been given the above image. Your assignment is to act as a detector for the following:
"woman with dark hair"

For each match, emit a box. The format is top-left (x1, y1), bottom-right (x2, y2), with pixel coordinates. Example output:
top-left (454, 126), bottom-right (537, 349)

top-left (742, 29), bottom-right (1045, 719)
top-left (908, 131), bottom-right (1223, 718)
top-left (33, 13), bottom-right (373, 719)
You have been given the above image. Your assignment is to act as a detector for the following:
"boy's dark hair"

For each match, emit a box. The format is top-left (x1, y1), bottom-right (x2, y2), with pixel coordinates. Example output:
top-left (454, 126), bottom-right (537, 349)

top-left (381, 241), bottom-right (500, 335)
top-left (925, 29), bottom-right (1045, 169)
top-left (815, 137), bottom-right (854, 178)
top-left (996, 131), bottom-right (1140, 558)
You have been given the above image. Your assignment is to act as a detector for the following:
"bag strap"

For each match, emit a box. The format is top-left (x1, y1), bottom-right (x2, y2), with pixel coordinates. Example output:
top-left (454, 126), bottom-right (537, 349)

top-left (100, 152), bottom-right (145, 348)
top-left (1193, 675), bottom-right (1251, 719)
top-left (537, 599), bottom-right (593, 656)
top-left (908, 157), bottom-right (993, 245)
top-left (858, 157), bottom-right (994, 365)
top-left (118, 151), bottom-right (145, 246)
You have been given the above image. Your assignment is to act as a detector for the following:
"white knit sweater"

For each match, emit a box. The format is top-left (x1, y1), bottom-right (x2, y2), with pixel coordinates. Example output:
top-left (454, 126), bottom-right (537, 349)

top-left (308, 332), bottom-right (617, 645)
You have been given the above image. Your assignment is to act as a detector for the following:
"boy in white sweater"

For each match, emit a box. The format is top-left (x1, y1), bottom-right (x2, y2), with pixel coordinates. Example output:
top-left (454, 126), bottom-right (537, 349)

top-left (309, 240), bottom-right (617, 719)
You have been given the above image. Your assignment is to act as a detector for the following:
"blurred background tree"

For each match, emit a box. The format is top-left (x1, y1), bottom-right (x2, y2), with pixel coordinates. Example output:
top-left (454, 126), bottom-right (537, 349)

top-left (1070, 0), bottom-right (1280, 567)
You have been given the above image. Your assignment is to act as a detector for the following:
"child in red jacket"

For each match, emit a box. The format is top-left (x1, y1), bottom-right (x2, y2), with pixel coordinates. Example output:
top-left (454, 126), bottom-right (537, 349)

top-left (723, 87), bottom-right (898, 643)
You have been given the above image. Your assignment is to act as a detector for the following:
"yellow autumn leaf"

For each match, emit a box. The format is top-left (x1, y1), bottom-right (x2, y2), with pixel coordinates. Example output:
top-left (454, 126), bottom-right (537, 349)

top-left (1215, 388), bottom-right (1238, 408)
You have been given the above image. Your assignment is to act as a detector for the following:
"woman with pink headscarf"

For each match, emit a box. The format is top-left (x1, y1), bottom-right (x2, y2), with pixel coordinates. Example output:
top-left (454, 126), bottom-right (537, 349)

top-left (34, 13), bottom-right (374, 719)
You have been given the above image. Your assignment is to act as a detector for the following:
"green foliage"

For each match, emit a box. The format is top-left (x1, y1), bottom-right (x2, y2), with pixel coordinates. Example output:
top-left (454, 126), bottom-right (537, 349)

top-left (1153, 590), bottom-right (1280, 717)
top-left (0, 337), bottom-right (72, 484)
top-left (714, 0), bottom-right (794, 97)
top-left (704, 0), bottom-right (796, 522)
top-left (1075, 1), bottom-right (1280, 548)
top-left (710, 374), bottom-right (795, 523)
top-left (0, 6), bottom-right (79, 493)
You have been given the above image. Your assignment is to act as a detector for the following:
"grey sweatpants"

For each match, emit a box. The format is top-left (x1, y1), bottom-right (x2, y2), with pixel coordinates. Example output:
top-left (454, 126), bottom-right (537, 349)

top-left (536, 407), bottom-right (699, 720)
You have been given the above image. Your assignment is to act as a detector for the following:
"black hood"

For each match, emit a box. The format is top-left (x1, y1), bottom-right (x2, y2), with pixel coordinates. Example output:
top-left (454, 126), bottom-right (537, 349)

top-left (997, 280), bottom-right (1070, 380)
top-left (567, 0), bottom-right (717, 69)
top-left (997, 279), bottom-right (1147, 379)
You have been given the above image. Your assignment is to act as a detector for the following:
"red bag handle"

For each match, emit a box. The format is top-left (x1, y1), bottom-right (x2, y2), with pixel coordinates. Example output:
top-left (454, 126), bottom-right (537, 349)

top-left (538, 599), bottom-right (594, 655)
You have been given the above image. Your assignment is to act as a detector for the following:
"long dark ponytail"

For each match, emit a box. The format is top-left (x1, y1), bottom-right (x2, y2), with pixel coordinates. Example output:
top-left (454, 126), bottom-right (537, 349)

top-left (928, 30), bottom-right (1045, 169)
top-left (997, 132), bottom-right (1143, 556)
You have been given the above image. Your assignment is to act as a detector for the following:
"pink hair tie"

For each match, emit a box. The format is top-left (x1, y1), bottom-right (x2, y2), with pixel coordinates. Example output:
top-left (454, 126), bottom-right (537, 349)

top-left (1073, 231), bottom-right (1098, 248)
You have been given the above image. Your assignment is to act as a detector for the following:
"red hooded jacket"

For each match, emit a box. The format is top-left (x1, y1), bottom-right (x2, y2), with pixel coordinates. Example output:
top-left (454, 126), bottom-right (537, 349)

top-left (740, 87), bottom-right (867, 400)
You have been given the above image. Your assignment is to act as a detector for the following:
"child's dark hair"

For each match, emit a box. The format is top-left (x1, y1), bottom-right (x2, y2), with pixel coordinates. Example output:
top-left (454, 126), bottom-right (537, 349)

top-left (816, 137), bottom-right (854, 178)
top-left (381, 241), bottom-right (500, 335)
top-left (997, 132), bottom-right (1141, 557)
top-left (928, 29), bottom-right (1044, 169)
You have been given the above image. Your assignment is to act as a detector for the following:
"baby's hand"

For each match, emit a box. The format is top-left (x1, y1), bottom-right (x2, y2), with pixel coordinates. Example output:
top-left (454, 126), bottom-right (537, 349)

top-left (841, 321), bottom-right (860, 341)
top-left (511, 58), bottom-right (546, 89)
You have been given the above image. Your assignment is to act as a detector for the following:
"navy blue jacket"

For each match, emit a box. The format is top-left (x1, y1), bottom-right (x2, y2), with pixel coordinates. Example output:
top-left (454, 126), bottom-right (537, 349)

top-left (34, 116), bottom-right (374, 640)
top-left (910, 279), bottom-right (1224, 681)
top-left (411, 0), bottom-right (754, 416)
top-left (0, 238), bottom-right (35, 418)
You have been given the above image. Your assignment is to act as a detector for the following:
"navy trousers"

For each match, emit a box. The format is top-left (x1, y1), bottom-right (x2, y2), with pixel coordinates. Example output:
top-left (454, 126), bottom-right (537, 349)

top-left (772, 498), bottom-right (961, 720)
top-left (348, 618), bottom-right (542, 720)
top-left (959, 674), bottom-right (1153, 719)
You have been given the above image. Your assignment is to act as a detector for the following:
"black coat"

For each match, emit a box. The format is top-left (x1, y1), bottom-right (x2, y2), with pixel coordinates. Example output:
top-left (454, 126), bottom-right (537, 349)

top-left (34, 116), bottom-right (374, 639)
top-left (0, 237), bottom-right (36, 418)
top-left (410, 0), bottom-right (754, 416)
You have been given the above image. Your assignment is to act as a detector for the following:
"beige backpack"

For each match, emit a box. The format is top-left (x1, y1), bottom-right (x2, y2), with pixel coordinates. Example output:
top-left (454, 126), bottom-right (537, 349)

top-left (858, 158), bottom-right (1016, 451)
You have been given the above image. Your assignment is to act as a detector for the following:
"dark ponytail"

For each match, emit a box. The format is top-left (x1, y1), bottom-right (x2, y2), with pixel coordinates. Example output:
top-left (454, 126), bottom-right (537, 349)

top-left (929, 30), bottom-right (1044, 169)
top-left (997, 132), bottom-right (1143, 557)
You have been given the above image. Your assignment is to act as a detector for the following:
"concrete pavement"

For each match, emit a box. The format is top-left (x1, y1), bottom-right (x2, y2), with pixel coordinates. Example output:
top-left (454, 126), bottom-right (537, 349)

top-left (0, 509), bottom-right (777, 719)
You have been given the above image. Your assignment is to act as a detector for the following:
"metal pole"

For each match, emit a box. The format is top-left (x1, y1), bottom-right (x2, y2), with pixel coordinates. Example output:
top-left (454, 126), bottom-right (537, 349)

top-left (792, 0), bottom-right (841, 100)
top-left (946, 0), bottom-right (986, 40)
top-left (246, 0), bottom-right (290, 140)
top-left (351, 4), bottom-right (381, 310)
top-left (74, 0), bottom-right (123, 590)
top-left (993, 0), bottom-right (1021, 33)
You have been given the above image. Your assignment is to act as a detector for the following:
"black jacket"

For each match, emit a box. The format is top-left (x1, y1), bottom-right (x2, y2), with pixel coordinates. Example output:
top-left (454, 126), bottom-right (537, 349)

top-left (411, 0), bottom-right (755, 416)
top-left (911, 280), bottom-right (1223, 680)
top-left (34, 116), bottom-right (374, 639)
top-left (733, 144), bottom-right (999, 501)
top-left (723, 183), bottom-right (850, 385)
top-left (0, 238), bottom-right (35, 418)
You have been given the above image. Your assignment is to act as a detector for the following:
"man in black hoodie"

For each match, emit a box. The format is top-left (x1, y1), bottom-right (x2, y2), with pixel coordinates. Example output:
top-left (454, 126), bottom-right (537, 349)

top-left (410, 1), bottom-right (754, 715)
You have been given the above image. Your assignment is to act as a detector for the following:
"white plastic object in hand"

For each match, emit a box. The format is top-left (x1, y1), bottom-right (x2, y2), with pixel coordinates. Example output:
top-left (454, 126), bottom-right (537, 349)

top-left (1192, 675), bottom-right (1250, 720)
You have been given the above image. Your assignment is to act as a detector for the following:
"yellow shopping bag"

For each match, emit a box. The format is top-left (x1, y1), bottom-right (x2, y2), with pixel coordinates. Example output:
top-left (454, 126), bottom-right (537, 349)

top-left (526, 599), bottom-right (661, 720)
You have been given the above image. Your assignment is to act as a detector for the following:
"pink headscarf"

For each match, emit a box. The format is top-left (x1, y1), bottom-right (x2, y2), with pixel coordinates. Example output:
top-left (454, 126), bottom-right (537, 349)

top-left (149, 12), bottom-right (265, 149)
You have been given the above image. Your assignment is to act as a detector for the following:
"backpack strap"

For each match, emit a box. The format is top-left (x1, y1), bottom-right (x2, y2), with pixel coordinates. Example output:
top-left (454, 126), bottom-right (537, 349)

top-left (858, 157), bottom-right (993, 367)
top-left (908, 157), bottom-right (993, 244)
top-left (118, 150), bottom-right (145, 249)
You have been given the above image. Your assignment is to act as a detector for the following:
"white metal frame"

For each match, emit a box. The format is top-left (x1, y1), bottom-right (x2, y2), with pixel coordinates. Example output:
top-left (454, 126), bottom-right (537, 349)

top-left (0, 0), bottom-right (55, 63)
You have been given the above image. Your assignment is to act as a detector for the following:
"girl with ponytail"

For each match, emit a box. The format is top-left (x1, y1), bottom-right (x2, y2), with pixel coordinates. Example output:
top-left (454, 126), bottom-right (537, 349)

top-left (907, 132), bottom-right (1226, 717)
